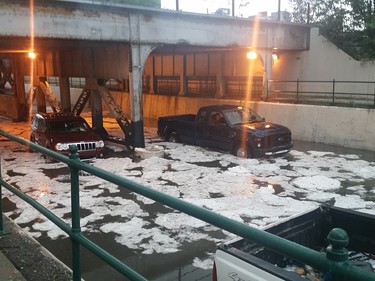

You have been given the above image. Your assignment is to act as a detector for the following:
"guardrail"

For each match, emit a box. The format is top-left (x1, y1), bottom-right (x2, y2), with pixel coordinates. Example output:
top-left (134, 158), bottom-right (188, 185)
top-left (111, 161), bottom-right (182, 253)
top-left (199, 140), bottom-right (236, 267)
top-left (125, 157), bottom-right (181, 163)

top-left (267, 79), bottom-right (375, 108)
top-left (1, 130), bottom-right (375, 281)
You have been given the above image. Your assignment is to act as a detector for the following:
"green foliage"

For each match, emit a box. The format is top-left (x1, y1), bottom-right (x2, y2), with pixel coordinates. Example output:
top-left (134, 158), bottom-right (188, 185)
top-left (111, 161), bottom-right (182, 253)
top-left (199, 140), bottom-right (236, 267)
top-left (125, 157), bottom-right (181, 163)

top-left (289, 0), bottom-right (375, 60)
top-left (114, 0), bottom-right (161, 8)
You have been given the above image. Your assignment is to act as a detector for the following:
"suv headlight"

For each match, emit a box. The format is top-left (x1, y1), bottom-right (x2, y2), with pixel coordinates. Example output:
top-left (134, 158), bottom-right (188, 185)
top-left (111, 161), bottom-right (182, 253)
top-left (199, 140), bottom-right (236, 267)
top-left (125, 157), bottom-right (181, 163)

top-left (56, 143), bottom-right (69, 151)
top-left (96, 140), bottom-right (105, 148)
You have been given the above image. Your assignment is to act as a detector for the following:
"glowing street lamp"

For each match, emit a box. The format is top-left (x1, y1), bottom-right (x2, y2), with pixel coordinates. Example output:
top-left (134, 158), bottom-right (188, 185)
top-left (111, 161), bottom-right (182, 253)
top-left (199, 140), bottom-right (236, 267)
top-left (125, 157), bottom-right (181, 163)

top-left (246, 51), bottom-right (257, 60)
top-left (28, 51), bottom-right (36, 59)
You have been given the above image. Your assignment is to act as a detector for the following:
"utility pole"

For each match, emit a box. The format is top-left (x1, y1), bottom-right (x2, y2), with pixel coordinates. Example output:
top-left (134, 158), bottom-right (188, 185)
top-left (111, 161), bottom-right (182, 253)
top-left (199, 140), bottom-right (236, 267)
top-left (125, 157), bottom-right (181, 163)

top-left (232, 0), bottom-right (235, 17)
top-left (176, 0), bottom-right (179, 11)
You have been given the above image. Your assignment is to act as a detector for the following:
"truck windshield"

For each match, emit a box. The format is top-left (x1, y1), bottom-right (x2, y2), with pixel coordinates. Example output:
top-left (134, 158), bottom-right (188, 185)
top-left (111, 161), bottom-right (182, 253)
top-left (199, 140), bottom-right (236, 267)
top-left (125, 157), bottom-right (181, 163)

top-left (224, 108), bottom-right (264, 125)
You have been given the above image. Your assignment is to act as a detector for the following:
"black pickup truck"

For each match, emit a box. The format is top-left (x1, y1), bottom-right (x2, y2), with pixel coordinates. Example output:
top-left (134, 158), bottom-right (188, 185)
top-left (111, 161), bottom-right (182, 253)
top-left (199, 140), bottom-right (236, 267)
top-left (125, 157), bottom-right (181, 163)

top-left (157, 104), bottom-right (293, 158)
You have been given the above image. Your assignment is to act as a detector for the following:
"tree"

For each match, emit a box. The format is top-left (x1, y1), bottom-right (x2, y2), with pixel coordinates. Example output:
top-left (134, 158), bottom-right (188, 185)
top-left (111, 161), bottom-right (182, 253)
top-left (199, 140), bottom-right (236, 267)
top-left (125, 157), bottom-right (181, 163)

top-left (289, 0), bottom-right (375, 60)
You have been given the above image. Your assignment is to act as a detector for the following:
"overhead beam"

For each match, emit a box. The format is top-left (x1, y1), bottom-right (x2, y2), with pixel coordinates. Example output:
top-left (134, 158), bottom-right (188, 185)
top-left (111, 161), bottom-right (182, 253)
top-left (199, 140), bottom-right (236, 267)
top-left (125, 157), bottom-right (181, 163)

top-left (0, 0), bottom-right (310, 51)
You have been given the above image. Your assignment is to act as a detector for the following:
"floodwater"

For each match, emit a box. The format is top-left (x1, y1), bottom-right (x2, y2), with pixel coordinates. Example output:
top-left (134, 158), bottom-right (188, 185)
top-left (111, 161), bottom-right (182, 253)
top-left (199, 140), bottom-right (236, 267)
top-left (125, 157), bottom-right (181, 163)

top-left (20, 142), bottom-right (375, 280)
top-left (2, 119), bottom-right (375, 281)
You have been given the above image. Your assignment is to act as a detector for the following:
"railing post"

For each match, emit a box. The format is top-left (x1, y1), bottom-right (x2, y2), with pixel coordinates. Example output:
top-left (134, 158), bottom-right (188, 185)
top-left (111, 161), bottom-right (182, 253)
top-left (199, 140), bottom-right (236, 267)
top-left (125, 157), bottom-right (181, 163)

top-left (0, 156), bottom-right (10, 236)
top-left (0, 156), bottom-right (3, 233)
top-left (325, 228), bottom-right (349, 280)
top-left (69, 145), bottom-right (82, 281)
top-left (332, 79), bottom-right (336, 104)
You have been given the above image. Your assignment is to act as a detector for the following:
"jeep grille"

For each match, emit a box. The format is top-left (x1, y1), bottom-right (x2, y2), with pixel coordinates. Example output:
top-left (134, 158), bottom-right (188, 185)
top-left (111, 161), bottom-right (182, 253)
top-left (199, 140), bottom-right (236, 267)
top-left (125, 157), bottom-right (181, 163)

top-left (74, 142), bottom-right (97, 151)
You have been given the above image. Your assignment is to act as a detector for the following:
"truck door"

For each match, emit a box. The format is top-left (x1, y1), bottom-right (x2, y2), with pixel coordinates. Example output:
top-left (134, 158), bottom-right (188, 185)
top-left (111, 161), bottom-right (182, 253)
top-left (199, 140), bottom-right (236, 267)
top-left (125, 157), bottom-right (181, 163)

top-left (195, 109), bottom-right (210, 147)
top-left (208, 111), bottom-right (232, 150)
top-left (196, 111), bottom-right (232, 151)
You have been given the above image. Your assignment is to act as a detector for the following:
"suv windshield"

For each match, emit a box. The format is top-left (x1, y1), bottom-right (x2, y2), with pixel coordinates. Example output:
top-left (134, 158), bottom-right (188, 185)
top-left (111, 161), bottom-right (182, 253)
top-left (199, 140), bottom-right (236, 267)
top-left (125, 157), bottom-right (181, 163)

top-left (48, 120), bottom-right (90, 134)
top-left (224, 107), bottom-right (264, 126)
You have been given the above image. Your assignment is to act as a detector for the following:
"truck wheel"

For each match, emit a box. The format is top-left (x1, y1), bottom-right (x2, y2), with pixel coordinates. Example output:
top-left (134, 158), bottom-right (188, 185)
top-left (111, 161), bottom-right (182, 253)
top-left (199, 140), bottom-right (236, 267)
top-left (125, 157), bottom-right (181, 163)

top-left (44, 146), bottom-right (57, 163)
top-left (168, 133), bottom-right (179, 143)
top-left (235, 145), bottom-right (250, 158)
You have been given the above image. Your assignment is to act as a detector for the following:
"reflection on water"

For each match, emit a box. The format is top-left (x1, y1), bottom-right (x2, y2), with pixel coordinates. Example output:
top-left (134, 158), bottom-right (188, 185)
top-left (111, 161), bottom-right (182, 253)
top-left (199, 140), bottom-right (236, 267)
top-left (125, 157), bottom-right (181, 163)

top-left (36, 229), bottom-right (220, 281)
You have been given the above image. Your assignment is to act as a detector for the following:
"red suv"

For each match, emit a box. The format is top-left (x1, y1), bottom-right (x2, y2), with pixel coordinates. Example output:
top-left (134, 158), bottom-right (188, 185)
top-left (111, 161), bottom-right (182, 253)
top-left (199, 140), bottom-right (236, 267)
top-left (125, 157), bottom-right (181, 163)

top-left (30, 113), bottom-right (106, 159)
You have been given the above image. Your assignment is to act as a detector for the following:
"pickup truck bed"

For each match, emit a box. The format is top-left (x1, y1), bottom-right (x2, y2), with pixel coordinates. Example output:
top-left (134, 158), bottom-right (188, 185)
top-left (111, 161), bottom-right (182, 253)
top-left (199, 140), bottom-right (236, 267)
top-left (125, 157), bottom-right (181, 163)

top-left (157, 114), bottom-right (196, 144)
top-left (214, 206), bottom-right (375, 280)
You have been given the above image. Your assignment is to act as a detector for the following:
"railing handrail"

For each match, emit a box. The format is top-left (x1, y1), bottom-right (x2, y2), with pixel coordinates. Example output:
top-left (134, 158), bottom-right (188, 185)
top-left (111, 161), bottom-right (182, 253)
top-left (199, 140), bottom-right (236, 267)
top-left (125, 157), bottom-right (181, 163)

top-left (1, 129), bottom-right (375, 281)
top-left (266, 79), bottom-right (375, 108)
top-left (269, 79), bottom-right (375, 84)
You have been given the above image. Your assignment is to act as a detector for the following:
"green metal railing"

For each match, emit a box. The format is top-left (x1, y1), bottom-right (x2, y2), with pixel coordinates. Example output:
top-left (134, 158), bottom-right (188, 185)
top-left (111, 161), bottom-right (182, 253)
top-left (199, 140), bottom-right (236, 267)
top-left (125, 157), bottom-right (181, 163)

top-left (1, 129), bottom-right (375, 281)
top-left (267, 79), bottom-right (375, 108)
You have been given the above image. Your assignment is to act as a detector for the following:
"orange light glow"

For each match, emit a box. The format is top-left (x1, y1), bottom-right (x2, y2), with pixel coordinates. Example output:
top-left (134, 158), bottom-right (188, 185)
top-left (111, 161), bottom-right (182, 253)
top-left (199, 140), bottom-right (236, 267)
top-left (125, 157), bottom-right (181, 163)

top-left (246, 51), bottom-right (257, 60)
top-left (28, 51), bottom-right (36, 59)
top-left (29, 0), bottom-right (35, 120)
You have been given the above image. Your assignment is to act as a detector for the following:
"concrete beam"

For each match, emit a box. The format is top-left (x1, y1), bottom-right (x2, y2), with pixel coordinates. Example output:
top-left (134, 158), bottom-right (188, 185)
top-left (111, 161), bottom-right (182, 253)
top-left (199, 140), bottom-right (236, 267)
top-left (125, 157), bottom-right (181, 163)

top-left (0, 0), bottom-right (310, 51)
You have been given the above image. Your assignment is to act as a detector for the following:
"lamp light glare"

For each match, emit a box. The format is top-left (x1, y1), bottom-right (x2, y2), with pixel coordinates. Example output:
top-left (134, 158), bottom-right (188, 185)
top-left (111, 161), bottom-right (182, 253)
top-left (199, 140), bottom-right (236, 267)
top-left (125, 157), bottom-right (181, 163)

top-left (28, 51), bottom-right (36, 59)
top-left (247, 51), bottom-right (257, 60)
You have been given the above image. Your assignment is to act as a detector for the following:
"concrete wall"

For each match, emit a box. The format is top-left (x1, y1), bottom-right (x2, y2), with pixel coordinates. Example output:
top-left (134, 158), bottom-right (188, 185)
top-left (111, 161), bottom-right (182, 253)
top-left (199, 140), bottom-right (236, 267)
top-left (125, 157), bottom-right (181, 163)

top-left (273, 28), bottom-right (375, 83)
top-left (254, 102), bottom-right (375, 151)
top-left (110, 92), bottom-right (375, 152)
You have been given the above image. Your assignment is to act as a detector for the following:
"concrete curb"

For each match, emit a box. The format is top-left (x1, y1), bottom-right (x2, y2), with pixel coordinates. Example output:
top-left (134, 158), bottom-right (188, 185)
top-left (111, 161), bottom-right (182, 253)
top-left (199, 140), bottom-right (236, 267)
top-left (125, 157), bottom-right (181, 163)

top-left (0, 251), bottom-right (26, 281)
top-left (0, 215), bottom-right (73, 281)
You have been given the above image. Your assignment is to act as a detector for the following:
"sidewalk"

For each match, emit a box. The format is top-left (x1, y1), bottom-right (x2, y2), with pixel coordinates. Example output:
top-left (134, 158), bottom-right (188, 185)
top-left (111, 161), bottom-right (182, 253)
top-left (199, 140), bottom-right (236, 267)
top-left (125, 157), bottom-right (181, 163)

top-left (0, 215), bottom-right (73, 281)
top-left (0, 251), bottom-right (26, 281)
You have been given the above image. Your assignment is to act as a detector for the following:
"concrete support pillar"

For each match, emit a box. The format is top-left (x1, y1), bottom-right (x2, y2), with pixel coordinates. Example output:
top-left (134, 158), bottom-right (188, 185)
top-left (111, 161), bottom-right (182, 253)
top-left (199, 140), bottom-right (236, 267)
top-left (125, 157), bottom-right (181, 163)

top-left (129, 44), bottom-right (145, 147)
top-left (13, 55), bottom-right (27, 120)
top-left (59, 77), bottom-right (71, 112)
top-left (128, 13), bottom-right (156, 147)
top-left (0, 55), bottom-right (24, 120)
top-left (14, 76), bottom-right (26, 120)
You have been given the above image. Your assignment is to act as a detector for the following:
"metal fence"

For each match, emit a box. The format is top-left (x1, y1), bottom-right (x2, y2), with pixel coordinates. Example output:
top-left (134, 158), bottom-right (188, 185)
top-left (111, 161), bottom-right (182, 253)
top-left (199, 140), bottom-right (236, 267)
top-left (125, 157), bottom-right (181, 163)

top-left (267, 79), bottom-right (375, 108)
top-left (1, 130), bottom-right (375, 281)
top-left (20, 76), bottom-right (375, 108)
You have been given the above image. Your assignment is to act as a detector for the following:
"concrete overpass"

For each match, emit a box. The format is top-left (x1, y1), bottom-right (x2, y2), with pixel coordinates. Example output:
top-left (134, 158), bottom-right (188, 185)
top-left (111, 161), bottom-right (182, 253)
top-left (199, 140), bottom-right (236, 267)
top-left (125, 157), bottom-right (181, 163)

top-left (0, 0), bottom-right (310, 147)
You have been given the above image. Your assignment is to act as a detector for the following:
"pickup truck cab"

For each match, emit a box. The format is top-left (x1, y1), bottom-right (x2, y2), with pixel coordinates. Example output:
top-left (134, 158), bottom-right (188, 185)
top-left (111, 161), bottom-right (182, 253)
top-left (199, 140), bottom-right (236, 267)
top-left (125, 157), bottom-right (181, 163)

top-left (157, 104), bottom-right (293, 158)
